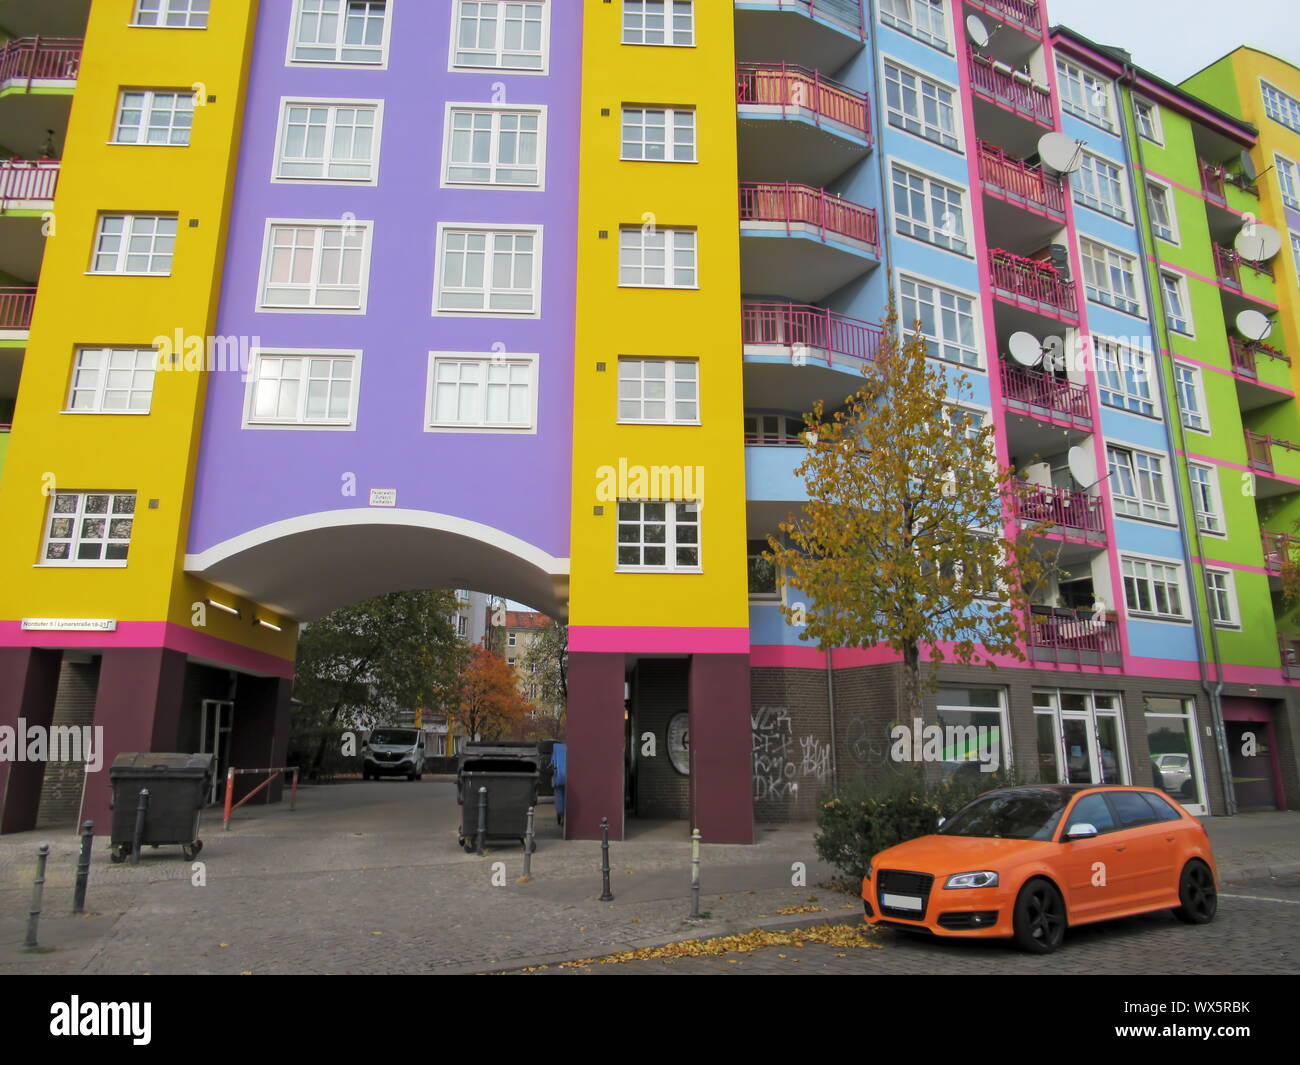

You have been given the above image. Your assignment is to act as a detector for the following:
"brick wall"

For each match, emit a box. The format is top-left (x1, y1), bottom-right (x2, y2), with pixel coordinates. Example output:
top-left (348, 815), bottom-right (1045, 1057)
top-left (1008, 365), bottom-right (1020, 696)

top-left (36, 658), bottom-right (99, 829)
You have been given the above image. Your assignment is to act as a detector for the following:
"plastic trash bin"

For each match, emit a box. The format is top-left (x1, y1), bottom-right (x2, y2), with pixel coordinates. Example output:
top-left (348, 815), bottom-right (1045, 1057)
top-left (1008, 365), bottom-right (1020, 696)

top-left (108, 752), bottom-right (214, 863)
top-left (550, 743), bottom-right (566, 826)
top-left (456, 747), bottom-right (540, 852)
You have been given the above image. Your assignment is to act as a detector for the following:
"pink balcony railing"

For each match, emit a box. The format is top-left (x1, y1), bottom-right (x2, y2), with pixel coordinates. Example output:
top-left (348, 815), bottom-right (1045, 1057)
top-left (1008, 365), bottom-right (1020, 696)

top-left (1000, 361), bottom-right (1093, 423)
top-left (968, 52), bottom-right (1053, 123)
top-left (1199, 159), bottom-right (1227, 201)
top-left (742, 301), bottom-right (883, 363)
top-left (1280, 636), bottom-right (1300, 679)
top-left (1028, 606), bottom-right (1121, 658)
top-left (0, 159), bottom-right (60, 207)
top-left (989, 249), bottom-right (1078, 315)
top-left (0, 37), bottom-right (82, 86)
top-left (739, 182), bottom-right (880, 250)
top-left (977, 140), bottom-right (1065, 214)
top-left (1262, 531), bottom-right (1300, 572)
top-left (0, 287), bottom-right (36, 330)
top-left (736, 62), bottom-right (871, 139)
top-left (1213, 243), bottom-right (1240, 287)
top-left (972, 0), bottom-right (1043, 31)
top-left (1229, 337), bottom-right (1290, 376)
top-left (1014, 483), bottom-right (1105, 535)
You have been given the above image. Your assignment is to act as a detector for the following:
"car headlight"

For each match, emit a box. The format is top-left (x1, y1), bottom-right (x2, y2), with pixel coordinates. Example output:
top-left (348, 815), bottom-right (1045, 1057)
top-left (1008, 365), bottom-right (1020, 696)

top-left (944, 870), bottom-right (999, 889)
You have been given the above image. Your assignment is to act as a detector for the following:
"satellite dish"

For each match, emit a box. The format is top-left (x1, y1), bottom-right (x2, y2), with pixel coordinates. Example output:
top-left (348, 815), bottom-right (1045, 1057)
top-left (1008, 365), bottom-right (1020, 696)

top-left (1236, 309), bottom-right (1273, 342)
top-left (965, 14), bottom-right (990, 48)
top-left (1239, 151), bottom-right (1258, 183)
top-left (1067, 446), bottom-right (1098, 488)
top-left (1234, 221), bottom-right (1281, 261)
top-left (1038, 132), bottom-right (1085, 174)
top-left (1008, 331), bottom-right (1044, 367)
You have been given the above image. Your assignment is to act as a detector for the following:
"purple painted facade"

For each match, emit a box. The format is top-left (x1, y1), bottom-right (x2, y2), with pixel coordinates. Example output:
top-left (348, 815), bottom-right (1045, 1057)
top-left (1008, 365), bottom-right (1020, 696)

top-left (188, 0), bottom-right (580, 562)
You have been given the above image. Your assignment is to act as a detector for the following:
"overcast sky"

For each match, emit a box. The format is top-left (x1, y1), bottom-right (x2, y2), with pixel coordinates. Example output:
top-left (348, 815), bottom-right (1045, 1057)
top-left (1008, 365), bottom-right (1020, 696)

top-left (1046, 0), bottom-right (1300, 83)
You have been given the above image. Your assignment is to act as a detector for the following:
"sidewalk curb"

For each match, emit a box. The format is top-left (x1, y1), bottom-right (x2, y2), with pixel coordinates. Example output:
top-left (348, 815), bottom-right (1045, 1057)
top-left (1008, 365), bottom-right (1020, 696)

top-left (1219, 860), bottom-right (1300, 884)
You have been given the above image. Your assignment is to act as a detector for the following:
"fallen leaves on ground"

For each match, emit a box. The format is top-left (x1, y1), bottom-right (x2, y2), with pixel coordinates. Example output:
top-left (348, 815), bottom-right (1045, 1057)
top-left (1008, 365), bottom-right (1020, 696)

top-left (554, 923), bottom-right (880, 968)
top-left (775, 905), bottom-right (826, 915)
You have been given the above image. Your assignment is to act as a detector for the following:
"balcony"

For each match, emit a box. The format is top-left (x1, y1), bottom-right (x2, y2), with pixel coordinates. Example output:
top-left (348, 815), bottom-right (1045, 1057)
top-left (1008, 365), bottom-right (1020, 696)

top-left (1199, 159), bottom-right (1227, 203)
top-left (1000, 361), bottom-right (1092, 428)
top-left (1262, 531), bottom-right (1300, 573)
top-left (1214, 243), bottom-right (1273, 289)
top-left (0, 37), bottom-right (82, 89)
top-left (1281, 635), bottom-right (1300, 679)
top-left (1013, 483), bottom-right (1105, 539)
top-left (737, 63), bottom-right (869, 138)
top-left (968, 51), bottom-right (1053, 126)
top-left (741, 301), bottom-right (882, 364)
top-left (735, 1), bottom-right (865, 71)
top-left (0, 287), bottom-right (35, 333)
top-left (1229, 336), bottom-right (1289, 377)
top-left (977, 141), bottom-right (1065, 217)
top-left (989, 249), bottom-right (1078, 319)
top-left (968, 0), bottom-right (1043, 33)
top-left (1246, 430), bottom-right (1300, 496)
top-left (0, 159), bottom-right (59, 210)
top-left (1027, 606), bottom-right (1121, 666)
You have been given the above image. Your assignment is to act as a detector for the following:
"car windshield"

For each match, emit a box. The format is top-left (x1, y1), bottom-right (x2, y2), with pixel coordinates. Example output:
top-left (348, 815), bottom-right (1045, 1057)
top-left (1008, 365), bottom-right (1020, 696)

top-left (938, 789), bottom-right (1069, 840)
top-left (370, 730), bottom-right (418, 746)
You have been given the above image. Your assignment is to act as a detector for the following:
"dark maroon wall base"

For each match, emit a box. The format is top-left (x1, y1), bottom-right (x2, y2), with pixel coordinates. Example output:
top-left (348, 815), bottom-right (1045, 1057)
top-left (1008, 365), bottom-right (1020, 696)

top-left (230, 674), bottom-right (293, 804)
top-left (690, 653), bottom-right (754, 843)
top-left (0, 648), bottom-right (62, 834)
top-left (565, 651), bottom-right (626, 841)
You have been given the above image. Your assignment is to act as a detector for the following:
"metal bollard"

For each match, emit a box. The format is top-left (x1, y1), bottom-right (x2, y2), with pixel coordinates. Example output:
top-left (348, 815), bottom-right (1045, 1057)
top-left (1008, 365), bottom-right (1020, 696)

top-left (476, 785), bottom-right (488, 856)
top-left (73, 820), bottom-right (94, 914)
top-left (131, 788), bottom-right (149, 866)
top-left (522, 805), bottom-right (535, 880)
top-left (690, 827), bottom-right (702, 919)
top-left (25, 843), bottom-right (50, 948)
top-left (599, 816), bottom-right (613, 901)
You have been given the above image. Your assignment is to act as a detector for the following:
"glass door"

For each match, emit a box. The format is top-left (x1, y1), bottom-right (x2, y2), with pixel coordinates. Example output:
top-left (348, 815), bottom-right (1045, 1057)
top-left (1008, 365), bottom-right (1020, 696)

top-left (1061, 713), bottom-right (1099, 784)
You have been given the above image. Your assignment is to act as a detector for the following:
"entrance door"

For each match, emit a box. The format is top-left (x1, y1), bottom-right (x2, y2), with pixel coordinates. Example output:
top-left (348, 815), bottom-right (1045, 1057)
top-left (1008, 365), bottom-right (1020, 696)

top-left (199, 699), bottom-right (234, 804)
top-left (1226, 721), bottom-right (1277, 809)
top-left (1061, 714), bottom-right (1099, 784)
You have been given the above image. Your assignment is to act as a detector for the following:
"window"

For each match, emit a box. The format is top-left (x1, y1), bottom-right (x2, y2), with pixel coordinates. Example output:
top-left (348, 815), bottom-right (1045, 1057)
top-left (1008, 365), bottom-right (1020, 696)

top-left (621, 107), bottom-right (696, 162)
top-left (132, 0), bottom-right (209, 28)
top-left (1144, 696), bottom-right (1203, 808)
top-left (426, 353), bottom-right (537, 430)
top-left (617, 501), bottom-right (700, 570)
top-left (457, 615), bottom-right (469, 637)
top-left (436, 226), bottom-right (541, 315)
top-left (619, 226), bottom-right (696, 288)
top-left (1146, 181), bottom-right (1177, 242)
top-left (1057, 58), bottom-right (1114, 130)
top-left (900, 276), bottom-right (978, 367)
top-left (622, 1), bottom-right (694, 46)
top-left (1080, 238), bottom-right (1140, 315)
top-left (1161, 272), bottom-right (1192, 335)
top-left (891, 165), bottom-right (966, 253)
top-left (276, 101), bottom-right (381, 183)
top-left (1276, 154), bottom-right (1300, 211)
top-left (1108, 446), bottom-right (1171, 522)
top-left (1072, 152), bottom-right (1127, 220)
top-left (291, 0), bottom-right (389, 64)
top-left (1205, 568), bottom-right (1238, 626)
top-left (246, 350), bottom-right (359, 427)
top-left (91, 214), bottom-right (177, 275)
top-left (1134, 97), bottom-right (1162, 143)
top-left (1188, 463), bottom-right (1222, 534)
top-left (113, 90), bottom-right (194, 145)
top-left (444, 106), bottom-right (543, 187)
top-left (745, 413), bottom-right (804, 444)
top-left (879, 0), bottom-right (947, 49)
top-left (1292, 232), bottom-right (1300, 279)
top-left (1110, 790), bottom-right (1160, 828)
top-left (42, 492), bottom-right (136, 565)
top-left (1095, 338), bottom-right (1155, 416)
top-left (1122, 557), bottom-right (1185, 618)
top-left (747, 539), bottom-right (777, 598)
top-left (1262, 80), bottom-right (1300, 135)
top-left (507, 632), bottom-right (517, 647)
top-left (259, 221), bottom-right (372, 312)
top-left (618, 358), bottom-right (698, 423)
top-left (1174, 364), bottom-right (1208, 433)
top-left (453, 1), bottom-right (548, 71)
top-left (1065, 793), bottom-right (1116, 834)
top-left (884, 62), bottom-right (958, 149)
top-left (67, 348), bottom-right (156, 413)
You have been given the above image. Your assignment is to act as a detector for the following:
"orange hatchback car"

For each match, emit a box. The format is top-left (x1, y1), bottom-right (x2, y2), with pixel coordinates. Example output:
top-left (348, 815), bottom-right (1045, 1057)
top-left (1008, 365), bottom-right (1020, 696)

top-left (861, 784), bottom-right (1218, 953)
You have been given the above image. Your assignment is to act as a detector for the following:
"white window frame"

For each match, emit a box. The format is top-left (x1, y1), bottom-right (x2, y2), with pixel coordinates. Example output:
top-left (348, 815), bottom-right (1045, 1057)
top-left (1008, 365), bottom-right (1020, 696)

top-left (890, 160), bottom-right (967, 254)
top-left (1080, 236), bottom-right (1142, 317)
top-left (617, 357), bottom-right (699, 424)
top-left (898, 273), bottom-right (980, 369)
top-left (1160, 271), bottom-right (1193, 336)
top-left (1108, 444), bottom-right (1172, 523)
top-left (131, 0), bottom-right (209, 28)
top-left (1072, 150), bottom-right (1129, 221)
top-left (1204, 568), bottom-right (1239, 628)
top-left (878, 0), bottom-right (948, 51)
top-left (256, 219), bottom-right (374, 315)
top-left (1057, 57), bottom-right (1115, 131)
top-left (1275, 152), bottom-right (1300, 211)
top-left (441, 103), bottom-right (546, 190)
top-left (40, 491), bottom-right (137, 568)
top-left (273, 98), bottom-right (384, 185)
top-left (622, 1), bottom-right (695, 47)
top-left (242, 347), bottom-right (362, 430)
top-left (450, 0), bottom-right (550, 75)
top-left (424, 351), bottom-right (539, 433)
top-left (616, 500), bottom-right (701, 572)
top-left (1095, 336), bottom-right (1157, 417)
top-left (1174, 363), bottom-right (1209, 434)
top-left (1188, 462), bottom-right (1223, 535)
top-left (1290, 231), bottom-right (1300, 280)
top-left (65, 347), bottom-right (157, 414)
top-left (1122, 555), bottom-right (1187, 620)
top-left (619, 226), bottom-right (697, 289)
top-left (90, 214), bottom-right (178, 276)
top-left (1134, 96), bottom-right (1162, 144)
top-left (433, 224), bottom-right (543, 318)
top-left (111, 89), bottom-right (195, 146)
top-left (1145, 179), bottom-right (1179, 244)
top-left (1262, 79), bottom-right (1300, 135)
top-left (621, 106), bottom-right (697, 163)
top-left (883, 59), bottom-right (960, 151)
top-left (287, 0), bottom-right (393, 68)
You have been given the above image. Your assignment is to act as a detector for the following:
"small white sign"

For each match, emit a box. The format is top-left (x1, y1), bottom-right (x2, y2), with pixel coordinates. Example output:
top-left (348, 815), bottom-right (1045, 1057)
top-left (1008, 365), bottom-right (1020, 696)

top-left (21, 618), bottom-right (118, 632)
top-left (368, 489), bottom-right (397, 508)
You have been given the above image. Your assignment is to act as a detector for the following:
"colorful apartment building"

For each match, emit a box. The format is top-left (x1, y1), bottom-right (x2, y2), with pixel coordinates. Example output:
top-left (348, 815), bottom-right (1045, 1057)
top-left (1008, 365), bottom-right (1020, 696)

top-left (0, 1), bottom-right (1296, 842)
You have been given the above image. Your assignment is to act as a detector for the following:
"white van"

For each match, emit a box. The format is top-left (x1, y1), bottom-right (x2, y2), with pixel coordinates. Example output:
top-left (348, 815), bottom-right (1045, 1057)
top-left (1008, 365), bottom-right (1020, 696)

top-left (362, 728), bottom-right (427, 781)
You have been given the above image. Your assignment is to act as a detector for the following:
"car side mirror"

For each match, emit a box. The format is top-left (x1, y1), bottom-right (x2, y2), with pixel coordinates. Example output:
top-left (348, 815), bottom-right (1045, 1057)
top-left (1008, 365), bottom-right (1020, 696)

top-left (1065, 823), bottom-right (1098, 840)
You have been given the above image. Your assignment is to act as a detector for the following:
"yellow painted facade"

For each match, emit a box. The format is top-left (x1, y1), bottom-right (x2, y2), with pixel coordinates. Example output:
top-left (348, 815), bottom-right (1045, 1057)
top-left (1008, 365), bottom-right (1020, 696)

top-left (0, 0), bottom-right (295, 663)
top-left (567, 1), bottom-right (750, 637)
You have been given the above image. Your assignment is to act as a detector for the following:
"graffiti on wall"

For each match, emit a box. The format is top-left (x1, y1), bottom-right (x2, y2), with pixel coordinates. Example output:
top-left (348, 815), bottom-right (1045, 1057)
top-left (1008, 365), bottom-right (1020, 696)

top-left (752, 705), bottom-right (831, 803)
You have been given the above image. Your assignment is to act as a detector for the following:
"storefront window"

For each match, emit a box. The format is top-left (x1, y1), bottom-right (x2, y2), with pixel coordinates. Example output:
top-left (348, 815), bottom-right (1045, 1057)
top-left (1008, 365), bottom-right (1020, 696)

top-left (1144, 696), bottom-right (1203, 810)
top-left (936, 688), bottom-right (1007, 779)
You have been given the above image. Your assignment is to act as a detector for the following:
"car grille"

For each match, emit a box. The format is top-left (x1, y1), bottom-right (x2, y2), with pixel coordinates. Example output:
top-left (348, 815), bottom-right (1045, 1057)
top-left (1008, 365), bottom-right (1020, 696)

top-left (375, 751), bottom-right (403, 762)
top-left (876, 869), bottom-right (934, 920)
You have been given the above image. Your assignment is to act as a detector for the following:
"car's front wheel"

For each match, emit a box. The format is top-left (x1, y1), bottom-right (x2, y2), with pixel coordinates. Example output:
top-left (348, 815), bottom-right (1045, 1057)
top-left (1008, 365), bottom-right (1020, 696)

top-left (1172, 860), bottom-right (1217, 924)
top-left (1012, 878), bottom-right (1066, 954)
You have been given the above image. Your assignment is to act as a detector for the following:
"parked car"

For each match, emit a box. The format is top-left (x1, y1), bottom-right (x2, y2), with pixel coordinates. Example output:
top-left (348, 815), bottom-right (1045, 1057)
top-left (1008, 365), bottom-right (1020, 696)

top-left (362, 728), bottom-right (426, 781)
top-left (1150, 753), bottom-right (1194, 797)
top-left (860, 784), bottom-right (1217, 954)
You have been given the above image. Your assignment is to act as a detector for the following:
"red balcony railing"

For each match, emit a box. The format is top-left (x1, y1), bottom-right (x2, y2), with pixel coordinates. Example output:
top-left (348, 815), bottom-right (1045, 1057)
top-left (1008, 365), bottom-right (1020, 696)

top-left (0, 37), bottom-right (82, 86)
top-left (977, 141), bottom-right (1065, 215)
top-left (989, 249), bottom-right (1078, 316)
top-left (972, 0), bottom-right (1043, 31)
top-left (1014, 484), bottom-right (1105, 535)
top-left (1199, 159), bottom-right (1227, 202)
top-left (736, 62), bottom-right (870, 139)
top-left (1280, 635), bottom-right (1300, 679)
top-left (1000, 361), bottom-right (1093, 423)
top-left (742, 301), bottom-right (883, 363)
top-left (0, 287), bottom-right (36, 330)
top-left (0, 159), bottom-right (60, 207)
top-left (1229, 337), bottom-right (1289, 376)
top-left (1028, 606), bottom-right (1121, 658)
top-left (1246, 429), bottom-right (1300, 472)
top-left (968, 52), bottom-right (1053, 123)
top-left (1213, 243), bottom-right (1240, 287)
top-left (1262, 531), bottom-right (1300, 572)
top-left (739, 182), bottom-right (880, 250)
